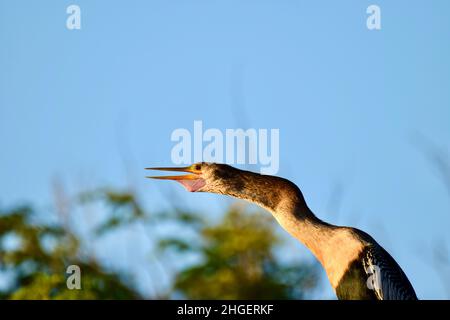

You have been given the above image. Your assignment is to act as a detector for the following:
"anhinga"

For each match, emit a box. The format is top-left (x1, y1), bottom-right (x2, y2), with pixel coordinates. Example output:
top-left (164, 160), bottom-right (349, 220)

top-left (146, 163), bottom-right (417, 300)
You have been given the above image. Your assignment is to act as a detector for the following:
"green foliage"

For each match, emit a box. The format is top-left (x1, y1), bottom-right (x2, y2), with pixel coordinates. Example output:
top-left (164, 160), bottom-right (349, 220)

top-left (79, 188), bottom-right (145, 235)
top-left (161, 207), bottom-right (320, 299)
top-left (0, 204), bottom-right (138, 299)
top-left (0, 189), bottom-right (319, 300)
top-left (9, 268), bottom-right (137, 300)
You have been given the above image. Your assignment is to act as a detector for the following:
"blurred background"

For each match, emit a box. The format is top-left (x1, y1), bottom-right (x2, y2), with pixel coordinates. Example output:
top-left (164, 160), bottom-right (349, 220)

top-left (1, 0), bottom-right (449, 299)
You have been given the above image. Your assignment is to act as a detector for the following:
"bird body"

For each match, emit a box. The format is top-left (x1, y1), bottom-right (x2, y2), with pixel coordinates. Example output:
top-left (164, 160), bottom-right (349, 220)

top-left (147, 163), bottom-right (417, 300)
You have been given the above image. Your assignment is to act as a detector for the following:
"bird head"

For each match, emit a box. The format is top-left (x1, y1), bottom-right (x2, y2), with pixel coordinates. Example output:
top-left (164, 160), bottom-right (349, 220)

top-left (146, 162), bottom-right (242, 193)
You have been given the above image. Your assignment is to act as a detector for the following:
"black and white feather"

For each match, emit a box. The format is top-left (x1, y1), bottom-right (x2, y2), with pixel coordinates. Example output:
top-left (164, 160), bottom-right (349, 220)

top-left (362, 244), bottom-right (418, 300)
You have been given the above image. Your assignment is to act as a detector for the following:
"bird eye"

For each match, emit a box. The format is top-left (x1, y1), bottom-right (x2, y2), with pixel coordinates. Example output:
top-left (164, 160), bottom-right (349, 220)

top-left (195, 164), bottom-right (201, 171)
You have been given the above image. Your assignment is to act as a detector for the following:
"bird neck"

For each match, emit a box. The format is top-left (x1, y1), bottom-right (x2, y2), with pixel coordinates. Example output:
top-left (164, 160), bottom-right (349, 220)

top-left (272, 205), bottom-right (337, 267)
top-left (224, 172), bottom-right (337, 266)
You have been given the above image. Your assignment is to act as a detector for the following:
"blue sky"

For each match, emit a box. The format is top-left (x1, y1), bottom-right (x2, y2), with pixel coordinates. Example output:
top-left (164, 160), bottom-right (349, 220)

top-left (1, 1), bottom-right (450, 299)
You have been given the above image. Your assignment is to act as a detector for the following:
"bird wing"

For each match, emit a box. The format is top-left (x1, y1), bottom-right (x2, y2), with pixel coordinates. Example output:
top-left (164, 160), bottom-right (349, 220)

top-left (362, 244), bottom-right (418, 300)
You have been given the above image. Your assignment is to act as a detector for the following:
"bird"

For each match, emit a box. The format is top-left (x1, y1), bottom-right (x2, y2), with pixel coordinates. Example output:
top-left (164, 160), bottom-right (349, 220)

top-left (146, 162), bottom-right (418, 300)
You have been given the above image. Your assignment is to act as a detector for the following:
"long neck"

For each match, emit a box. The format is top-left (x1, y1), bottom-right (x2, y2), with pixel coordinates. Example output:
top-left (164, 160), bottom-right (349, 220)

top-left (223, 172), bottom-right (338, 265)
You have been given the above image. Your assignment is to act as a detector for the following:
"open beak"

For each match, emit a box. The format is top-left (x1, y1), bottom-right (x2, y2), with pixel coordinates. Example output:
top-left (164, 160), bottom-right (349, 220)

top-left (145, 166), bottom-right (201, 180)
top-left (145, 166), bottom-right (205, 192)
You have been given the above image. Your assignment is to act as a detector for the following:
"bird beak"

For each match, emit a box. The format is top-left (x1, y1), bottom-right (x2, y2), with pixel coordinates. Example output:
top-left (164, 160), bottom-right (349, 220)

top-left (145, 166), bottom-right (201, 180)
top-left (145, 166), bottom-right (206, 192)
